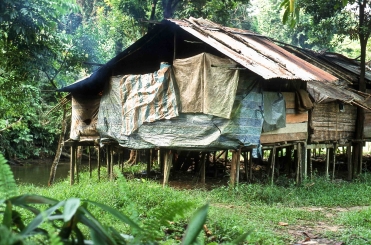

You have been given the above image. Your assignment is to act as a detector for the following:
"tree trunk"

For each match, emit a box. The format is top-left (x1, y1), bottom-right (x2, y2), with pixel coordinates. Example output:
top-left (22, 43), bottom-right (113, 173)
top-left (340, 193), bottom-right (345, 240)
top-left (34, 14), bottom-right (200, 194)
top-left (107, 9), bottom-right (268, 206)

top-left (352, 0), bottom-right (369, 177)
top-left (48, 105), bottom-right (68, 186)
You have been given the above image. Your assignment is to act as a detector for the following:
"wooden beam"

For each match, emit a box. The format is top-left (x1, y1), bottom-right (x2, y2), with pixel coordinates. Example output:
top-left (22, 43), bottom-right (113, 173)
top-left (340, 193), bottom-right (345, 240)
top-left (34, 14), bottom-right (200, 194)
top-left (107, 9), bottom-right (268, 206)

top-left (307, 144), bottom-right (335, 149)
top-left (260, 132), bottom-right (307, 144)
top-left (261, 122), bottom-right (308, 135)
top-left (64, 141), bottom-right (96, 147)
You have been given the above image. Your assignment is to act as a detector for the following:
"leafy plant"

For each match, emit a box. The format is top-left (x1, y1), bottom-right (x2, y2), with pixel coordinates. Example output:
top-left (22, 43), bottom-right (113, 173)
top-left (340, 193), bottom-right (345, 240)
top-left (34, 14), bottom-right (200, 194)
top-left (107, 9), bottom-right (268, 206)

top-left (0, 154), bottom-right (249, 244)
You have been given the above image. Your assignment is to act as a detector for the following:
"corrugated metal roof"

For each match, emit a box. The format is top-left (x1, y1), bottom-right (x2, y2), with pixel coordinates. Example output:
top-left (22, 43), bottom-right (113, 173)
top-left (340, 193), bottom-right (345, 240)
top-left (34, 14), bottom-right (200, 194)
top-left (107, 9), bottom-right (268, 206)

top-left (167, 18), bottom-right (338, 82)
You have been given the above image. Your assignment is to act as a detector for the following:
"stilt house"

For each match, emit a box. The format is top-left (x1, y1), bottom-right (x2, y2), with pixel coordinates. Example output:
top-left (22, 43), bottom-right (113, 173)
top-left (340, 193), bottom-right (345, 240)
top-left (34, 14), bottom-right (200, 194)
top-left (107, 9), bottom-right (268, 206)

top-left (59, 18), bottom-right (371, 185)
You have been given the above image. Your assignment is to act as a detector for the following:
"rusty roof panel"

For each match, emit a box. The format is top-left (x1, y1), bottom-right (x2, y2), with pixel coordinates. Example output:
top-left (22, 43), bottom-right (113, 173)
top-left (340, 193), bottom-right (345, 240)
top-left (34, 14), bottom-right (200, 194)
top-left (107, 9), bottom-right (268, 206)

top-left (168, 18), bottom-right (338, 82)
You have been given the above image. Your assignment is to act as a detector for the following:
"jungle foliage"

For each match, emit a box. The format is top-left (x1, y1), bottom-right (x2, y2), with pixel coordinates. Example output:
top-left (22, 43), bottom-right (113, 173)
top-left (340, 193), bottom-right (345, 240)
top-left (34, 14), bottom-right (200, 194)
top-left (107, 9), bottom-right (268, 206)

top-left (0, 0), bottom-right (368, 160)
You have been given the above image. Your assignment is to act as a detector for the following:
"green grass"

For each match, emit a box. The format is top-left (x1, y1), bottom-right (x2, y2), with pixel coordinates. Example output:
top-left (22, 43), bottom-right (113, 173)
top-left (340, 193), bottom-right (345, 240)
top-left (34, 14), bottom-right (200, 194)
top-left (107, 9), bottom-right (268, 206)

top-left (16, 167), bottom-right (371, 244)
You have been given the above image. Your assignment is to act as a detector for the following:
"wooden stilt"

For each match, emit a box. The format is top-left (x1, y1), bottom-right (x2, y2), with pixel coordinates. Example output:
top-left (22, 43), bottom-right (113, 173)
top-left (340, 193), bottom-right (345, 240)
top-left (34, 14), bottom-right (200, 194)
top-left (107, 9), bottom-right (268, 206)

top-left (332, 143), bottom-right (337, 180)
top-left (163, 150), bottom-right (173, 187)
top-left (70, 146), bottom-right (75, 185)
top-left (296, 143), bottom-right (301, 186)
top-left (75, 146), bottom-right (80, 184)
top-left (326, 148), bottom-right (330, 179)
top-left (147, 149), bottom-right (152, 178)
top-left (106, 145), bottom-right (111, 178)
top-left (236, 148), bottom-right (241, 186)
top-left (121, 148), bottom-right (125, 173)
top-left (160, 149), bottom-right (164, 174)
top-left (271, 146), bottom-right (276, 185)
top-left (249, 150), bottom-right (253, 181)
top-left (347, 143), bottom-right (352, 180)
top-left (230, 150), bottom-right (237, 187)
top-left (200, 152), bottom-right (206, 184)
top-left (213, 151), bottom-right (217, 178)
top-left (359, 145), bottom-right (363, 174)
top-left (88, 146), bottom-right (92, 178)
top-left (224, 150), bottom-right (228, 168)
top-left (303, 142), bottom-right (307, 179)
top-left (242, 151), bottom-right (248, 181)
top-left (118, 149), bottom-right (121, 170)
top-left (308, 149), bottom-right (312, 179)
top-left (97, 147), bottom-right (101, 181)
top-left (110, 146), bottom-right (114, 181)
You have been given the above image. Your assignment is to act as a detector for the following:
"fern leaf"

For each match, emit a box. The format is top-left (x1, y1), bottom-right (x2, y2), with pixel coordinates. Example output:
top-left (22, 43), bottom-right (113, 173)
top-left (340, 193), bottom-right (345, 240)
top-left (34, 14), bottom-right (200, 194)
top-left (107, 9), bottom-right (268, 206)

top-left (0, 154), bottom-right (18, 199)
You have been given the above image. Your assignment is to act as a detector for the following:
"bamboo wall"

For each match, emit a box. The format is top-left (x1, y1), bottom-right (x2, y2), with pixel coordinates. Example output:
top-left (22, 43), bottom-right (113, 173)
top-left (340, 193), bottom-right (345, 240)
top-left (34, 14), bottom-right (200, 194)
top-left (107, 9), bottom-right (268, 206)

top-left (310, 102), bottom-right (356, 142)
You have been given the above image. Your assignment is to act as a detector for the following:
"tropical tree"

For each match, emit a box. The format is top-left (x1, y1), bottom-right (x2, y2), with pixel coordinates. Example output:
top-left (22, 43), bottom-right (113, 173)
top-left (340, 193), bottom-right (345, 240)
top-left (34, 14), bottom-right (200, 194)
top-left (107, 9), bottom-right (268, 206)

top-left (0, 0), bottom-right (86, 159)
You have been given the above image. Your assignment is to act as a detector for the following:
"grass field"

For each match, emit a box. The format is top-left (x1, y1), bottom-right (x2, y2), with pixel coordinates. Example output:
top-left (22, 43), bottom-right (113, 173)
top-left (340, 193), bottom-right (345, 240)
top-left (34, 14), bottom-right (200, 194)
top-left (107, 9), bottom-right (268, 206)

top-left (16, 166), bottom-right (371, 244)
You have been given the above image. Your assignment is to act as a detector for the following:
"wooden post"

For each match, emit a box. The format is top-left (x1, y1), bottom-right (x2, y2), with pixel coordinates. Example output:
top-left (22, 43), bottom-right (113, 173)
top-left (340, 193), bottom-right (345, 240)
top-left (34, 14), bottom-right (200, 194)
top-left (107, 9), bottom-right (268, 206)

top-left (326, 147), bottom-right (330, 179)
top-left (88, 146), bottom-right (92, 178)
top-left (70, 145), bottom-right (75, 185)
top-left (97, 147), bottom-right (101, 181)
top-left (213, 151), bottom-right (217, 178)
top-left (118, 149), bottom-right (121, 170)
top-left (163, 150), bottom-right (173, 187)
top-left (147, 149), bottom-right (152, 178)
top-left (242, 151), bottom-right (248, 181)
top-left (308, 149), bottom-right (312, 179)
top-left (110, 146), bottom-right (114, 181)
top-left (224, 150), bottom-right (228, 168)
top-left (249, 150), bottom-right (253, 181)
top-left (271, 146), bottom-right (276, 185)
top-left (200, 152), bottom-right (206, 184)
top-left (347, 143), bottom-right (352, 180)
top-left (332, 143), bottom-right (337, 180)
top-left (303, 142), bottom-right (307, 179)
top-left (160, 149), bottom-right (164, 174)
top-left (236, 148), bottom-right (241, 185)
top-left (75, 146), bottom-right (80, 184)
top-left (230, 150), bottom-right (237, 187)
top-left (296, 143), bottom-right (301, 186)
top-left (359, 144), bottom-right (363, 174)
top-left (106, 145), bottom-right (111, 178)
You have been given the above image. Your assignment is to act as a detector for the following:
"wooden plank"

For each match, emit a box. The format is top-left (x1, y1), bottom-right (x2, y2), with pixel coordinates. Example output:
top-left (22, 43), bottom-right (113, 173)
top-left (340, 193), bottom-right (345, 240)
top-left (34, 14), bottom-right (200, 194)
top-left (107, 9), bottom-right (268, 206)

top-left (310, 131), bottom-right (354, 142)
top-left (282, 92), bottom-right (295, 109)
top-left (286, 113), bottom-right (308, 124)
top-left (262, 122), bottom-right (307, 135)
top-left (260, 132), bottom-right (307, 144)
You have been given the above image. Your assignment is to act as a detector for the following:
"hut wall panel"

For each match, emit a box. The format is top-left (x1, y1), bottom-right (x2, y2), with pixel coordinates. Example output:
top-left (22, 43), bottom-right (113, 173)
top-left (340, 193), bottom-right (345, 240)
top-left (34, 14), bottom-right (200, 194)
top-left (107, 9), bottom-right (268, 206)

top-left (261, 92), bottom-right (308, 143)
top-left (365, 89), bottom-right (371, 139)
top-left (310, 102), bottom-right (356, 142)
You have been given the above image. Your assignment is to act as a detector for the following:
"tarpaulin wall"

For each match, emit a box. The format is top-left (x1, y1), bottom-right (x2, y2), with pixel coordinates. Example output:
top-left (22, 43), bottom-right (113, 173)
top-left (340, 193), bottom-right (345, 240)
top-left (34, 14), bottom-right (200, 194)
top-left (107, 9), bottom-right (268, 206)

top-left (70, 95), bottom-right (100, 140)
top-left (95, 52), bottom-right (289, 150)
